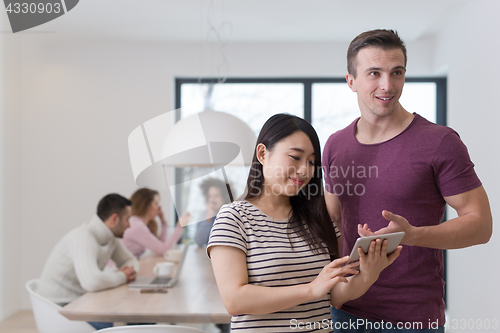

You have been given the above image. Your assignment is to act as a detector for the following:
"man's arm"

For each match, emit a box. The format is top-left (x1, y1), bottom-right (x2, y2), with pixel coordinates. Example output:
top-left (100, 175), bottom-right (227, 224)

top-left (359, 186), bottom-right (492, 249)
top-left (112, 240), bottom-right (140, 272)
top-left (417, 185), bottom-right (492, 248)
top-left (73, 237), bottom-right (131, 292)
top-left (325, 190), bottom-right (342, 254)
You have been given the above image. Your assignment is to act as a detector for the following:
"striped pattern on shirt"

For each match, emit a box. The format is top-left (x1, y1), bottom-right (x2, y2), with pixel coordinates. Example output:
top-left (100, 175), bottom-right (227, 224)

top-left (208, 201), bottom-right (335, 332)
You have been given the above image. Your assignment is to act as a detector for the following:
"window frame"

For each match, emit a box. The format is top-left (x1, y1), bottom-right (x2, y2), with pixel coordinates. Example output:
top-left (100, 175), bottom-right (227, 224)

top-left (175, 77), bottom-right (447, 125)
top-left (174, 76), bottom-right (448, 302)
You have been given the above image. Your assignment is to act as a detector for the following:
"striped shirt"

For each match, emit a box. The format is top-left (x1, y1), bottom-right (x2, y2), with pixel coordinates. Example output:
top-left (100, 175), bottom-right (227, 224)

top-left (207, 201), bottom-right (335, 332)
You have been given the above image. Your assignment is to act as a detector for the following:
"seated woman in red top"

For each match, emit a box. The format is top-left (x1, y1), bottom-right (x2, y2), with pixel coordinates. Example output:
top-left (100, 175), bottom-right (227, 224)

top-left (122, 188), bottom-right (190, 259)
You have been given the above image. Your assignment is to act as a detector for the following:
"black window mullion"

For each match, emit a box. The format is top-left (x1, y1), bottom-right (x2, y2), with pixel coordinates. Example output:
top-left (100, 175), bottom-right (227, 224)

top-left (303, 81), bottom-right (312, 122)
top-left (436, 78), bottom-right (447, 126)
top-left (173, 81), bottom-right (183, 227)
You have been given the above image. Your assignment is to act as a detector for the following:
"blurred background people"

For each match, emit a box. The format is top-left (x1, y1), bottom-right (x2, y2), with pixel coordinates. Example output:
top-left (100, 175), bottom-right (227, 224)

top-left (123, 188), bottom-right (190, 258)
top-left (194, 178), bottom-right (231, 247)
top-left (38, 193), bottom-right (139, 330)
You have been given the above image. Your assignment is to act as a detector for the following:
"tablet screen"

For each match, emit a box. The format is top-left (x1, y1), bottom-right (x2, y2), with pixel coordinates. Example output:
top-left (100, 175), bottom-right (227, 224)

top-left (348, 231), bottom-right (405, 263)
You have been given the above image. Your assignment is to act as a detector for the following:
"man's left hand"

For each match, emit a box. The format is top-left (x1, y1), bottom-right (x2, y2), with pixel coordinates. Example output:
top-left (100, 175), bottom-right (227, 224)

top-left (120, 265), bottom-right (137, 283)
top-left (358, 210), bottom-right (414, 245)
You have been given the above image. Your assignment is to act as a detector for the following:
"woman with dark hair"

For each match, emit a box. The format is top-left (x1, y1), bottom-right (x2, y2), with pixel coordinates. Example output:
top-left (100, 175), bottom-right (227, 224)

top-left (207, 114), bottom-right (401, 332)
top-left (194, 177), bottom-right (231, 247)
top-left (122, 188), bottom-right (190, 259)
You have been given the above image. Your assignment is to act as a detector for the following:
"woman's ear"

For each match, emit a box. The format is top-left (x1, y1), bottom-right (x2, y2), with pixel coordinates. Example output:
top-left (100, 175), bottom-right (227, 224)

top-left (256, 143), bottom-right (266, 165)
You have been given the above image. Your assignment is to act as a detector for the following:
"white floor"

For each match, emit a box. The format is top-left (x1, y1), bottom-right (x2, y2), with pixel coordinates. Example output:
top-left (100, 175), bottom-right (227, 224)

top-left (0, 311), bottom-right (38, 333)
top-left (0, 311), bottom-right (223, 333)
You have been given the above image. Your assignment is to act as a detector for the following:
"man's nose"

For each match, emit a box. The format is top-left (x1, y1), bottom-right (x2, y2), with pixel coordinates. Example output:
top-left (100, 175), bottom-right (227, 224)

top-left (379, 74), bottom-right (392, 91)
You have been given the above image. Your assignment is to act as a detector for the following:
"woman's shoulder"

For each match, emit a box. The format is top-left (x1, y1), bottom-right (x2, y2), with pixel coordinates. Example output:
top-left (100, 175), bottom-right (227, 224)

top-left (217, 200), bottom-right (265, 220)
top-left (123, 216), bottom-right (150, 237)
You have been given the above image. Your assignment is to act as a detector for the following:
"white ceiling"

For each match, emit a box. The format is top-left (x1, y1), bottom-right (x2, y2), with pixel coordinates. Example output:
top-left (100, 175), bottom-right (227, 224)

top-left (38, 0), bottom-right (473, 43)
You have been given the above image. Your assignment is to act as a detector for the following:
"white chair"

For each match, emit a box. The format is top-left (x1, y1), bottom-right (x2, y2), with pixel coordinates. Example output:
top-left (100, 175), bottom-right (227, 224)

top-left (96, 325), bottom-right (206, 332)
top-left (25, 279), bottom-right (96, 333)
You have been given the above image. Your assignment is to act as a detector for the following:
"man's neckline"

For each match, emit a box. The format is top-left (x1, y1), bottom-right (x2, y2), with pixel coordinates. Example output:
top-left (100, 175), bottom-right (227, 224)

top-left (353, 112), bottom-right (418, 146)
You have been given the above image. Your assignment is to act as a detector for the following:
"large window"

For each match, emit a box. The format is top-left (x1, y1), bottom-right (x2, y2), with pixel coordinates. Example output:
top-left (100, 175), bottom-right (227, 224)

top-left (174, 77), bottom-right (446, 239)
top-left (312, 81), bottom-right (439, 150)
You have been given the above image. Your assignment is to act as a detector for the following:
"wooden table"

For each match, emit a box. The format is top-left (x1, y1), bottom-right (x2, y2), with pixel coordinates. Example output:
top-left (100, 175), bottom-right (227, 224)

top-left (59, 245), bottom-right (231, 324)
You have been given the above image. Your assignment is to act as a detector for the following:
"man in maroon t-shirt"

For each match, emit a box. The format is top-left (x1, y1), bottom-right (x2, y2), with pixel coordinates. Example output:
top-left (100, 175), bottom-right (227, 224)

top-left (323, 29), bottom-right (492, 332)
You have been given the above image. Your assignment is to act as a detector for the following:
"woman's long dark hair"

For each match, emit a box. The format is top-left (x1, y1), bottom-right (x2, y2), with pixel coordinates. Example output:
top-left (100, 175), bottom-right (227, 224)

top-left (245, 114), bottom-right (339, 259)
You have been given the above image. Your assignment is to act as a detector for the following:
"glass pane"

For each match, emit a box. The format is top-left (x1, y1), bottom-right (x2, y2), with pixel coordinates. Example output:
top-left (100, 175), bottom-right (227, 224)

top-left (400, 82), bottom-right (436, 123)
top-left (179, 83), bottom-right (304, 239)
top-left (181, 83), bottom-right (303, 134)
top-left (312, 83), bottom-right (360, 151)
top-left (312, 82), bottom-right (437, 151)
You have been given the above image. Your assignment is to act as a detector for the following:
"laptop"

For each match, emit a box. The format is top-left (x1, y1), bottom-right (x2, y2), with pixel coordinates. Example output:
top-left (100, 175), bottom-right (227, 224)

top-left (128, 244), bottom-right (189, 289)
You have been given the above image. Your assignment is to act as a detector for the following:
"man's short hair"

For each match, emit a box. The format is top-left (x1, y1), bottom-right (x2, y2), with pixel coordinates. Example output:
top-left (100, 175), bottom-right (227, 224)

top-left (97, 194), bottom-right (132, 222)
top-left (347, 29), bottom-right (407, 77)
top-left (200, 178), bottom-right (230, 203)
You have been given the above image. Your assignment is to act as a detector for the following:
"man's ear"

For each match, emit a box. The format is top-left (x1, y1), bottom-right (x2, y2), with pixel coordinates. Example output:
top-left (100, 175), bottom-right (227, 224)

top-left (108, 213), bottom-right (120, 227)
top-left (346, 73), bottom-right (357, 92)
top-left (256, 143), bottom-right (266, 165)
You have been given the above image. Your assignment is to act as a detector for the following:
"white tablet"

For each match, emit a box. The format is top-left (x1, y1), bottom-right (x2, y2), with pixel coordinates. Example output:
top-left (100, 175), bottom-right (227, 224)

top-left (348, 231), bottom-right (405, 263)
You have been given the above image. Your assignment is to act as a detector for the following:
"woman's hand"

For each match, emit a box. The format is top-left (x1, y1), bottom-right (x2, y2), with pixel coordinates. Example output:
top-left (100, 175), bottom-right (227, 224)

top-left (158, 205), bottom-right (166, 223)
top-left (329, 240), bottom-right (402, 309)
top-left (178, 212), bottom-right (191, 227)
top-left (308, 256), bottom-right (360, 300)
top-left (212, 247), bottom-right (361, 316)
top-left (357, 239), bottom-right (402, 284)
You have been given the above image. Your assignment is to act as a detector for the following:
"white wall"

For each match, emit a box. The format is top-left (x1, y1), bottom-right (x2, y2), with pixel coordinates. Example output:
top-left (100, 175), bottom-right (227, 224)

top-left (4, 6), bottom-right (493, 323)
top-left (0, 11), bottom-right (23, 320)
top-left (434, 0), bottom-right (500, 331)
top-left (0, 34), bottom-right (433, 313)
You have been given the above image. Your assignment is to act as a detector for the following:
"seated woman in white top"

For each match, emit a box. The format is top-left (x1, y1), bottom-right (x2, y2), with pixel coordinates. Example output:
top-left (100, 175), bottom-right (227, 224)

top-left (122, 188), bottom-right (190, 259)
top-left (207, 114), bottom-right (402, 332)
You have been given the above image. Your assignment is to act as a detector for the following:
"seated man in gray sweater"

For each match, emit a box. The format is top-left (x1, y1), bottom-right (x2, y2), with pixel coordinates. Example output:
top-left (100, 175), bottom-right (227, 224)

top-left (38, 193), bottom-right (139, 330)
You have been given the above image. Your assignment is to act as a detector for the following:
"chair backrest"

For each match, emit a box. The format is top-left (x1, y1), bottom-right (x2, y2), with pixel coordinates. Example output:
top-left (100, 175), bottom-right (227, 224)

top-left (25, 279), bottom-right (95, 333)
top-left (97, 325), bottom-right (206, 332)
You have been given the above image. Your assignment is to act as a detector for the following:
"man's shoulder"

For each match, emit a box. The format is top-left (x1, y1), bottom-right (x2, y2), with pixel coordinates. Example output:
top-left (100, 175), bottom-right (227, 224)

top-left (332, 118), bottom-right (358, 138)
top-left (58, 223), bottom-right (85, 241)
top-left (66, 222), bottom-right (100, 246)
top-left (412, 114), bottom-right (456, 136)
top-left (324, 119), bottom-right (358, 149)
top-left (44, 224), bottom-right (92, 261)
